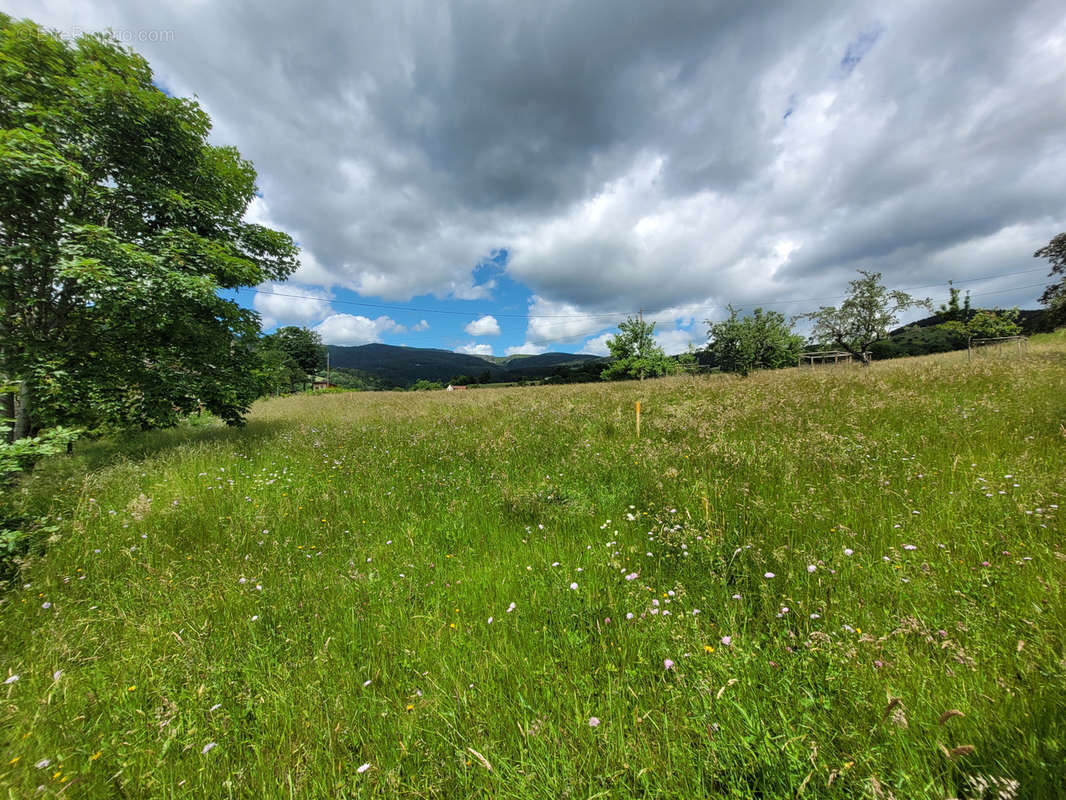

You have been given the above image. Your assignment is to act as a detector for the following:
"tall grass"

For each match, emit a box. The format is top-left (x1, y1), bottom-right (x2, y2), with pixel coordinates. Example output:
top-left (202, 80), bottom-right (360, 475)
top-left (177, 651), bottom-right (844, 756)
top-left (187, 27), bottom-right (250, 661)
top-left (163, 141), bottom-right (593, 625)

top-left (1, 336), bottom-right (1064, 798)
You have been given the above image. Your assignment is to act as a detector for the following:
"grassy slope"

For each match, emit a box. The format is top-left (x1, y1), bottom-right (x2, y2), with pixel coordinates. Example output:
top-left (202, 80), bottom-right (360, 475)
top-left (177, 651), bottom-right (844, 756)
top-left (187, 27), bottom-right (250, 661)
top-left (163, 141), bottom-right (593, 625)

top-left (1, 337), bottom-right (1064, 798)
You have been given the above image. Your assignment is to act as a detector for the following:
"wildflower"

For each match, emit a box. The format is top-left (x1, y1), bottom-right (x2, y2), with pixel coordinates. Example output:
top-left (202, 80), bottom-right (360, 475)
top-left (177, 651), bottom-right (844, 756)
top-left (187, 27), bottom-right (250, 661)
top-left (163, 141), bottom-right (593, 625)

top-left (487, 616), bottom-right (493, 624)
top-left (588, 717), bottom-right (600, 727)
top-left (41, 602), bottom-right (51, 609)
top-left (201, 742), bottom-right (217, 755)
top-left (363, 679), bottom-right (372, 687)
top-left (903, 544), bottom-right (917, 551)
top-left (506, 602), bottom-right (516, 613)
top-left (35, 758), bottom-right (51, 769)
top-left (807, 564), bottom-right (817, 573)
top-left (704, 645), bottom-right (715, 653)
top-left (569, 582), bottom-right (578, 590)
top-left (732, 593), bottom-right (742, 600)
top-left (844, 548), bottom-right (854, 556)
top-left (764, 572), bottom-right (775, 579)
top-left (692, 609), bottom-right (700, 616)
top-left (721, 635), bottom-right (732, 646)
top-left (626, 612), bottom-right (634, 620)
top-left (3, 674), bottom-right (18, 685)
top-left (624, 572), bottom-right (638, 581)
top-left (357, 763), bottom-right (371, 774)
top-left (663, 659), bottom-right (675, 670)
top-left (52, 670), bottom-right (62, 681)
top-left (810, 613), bottom-right (820, 620)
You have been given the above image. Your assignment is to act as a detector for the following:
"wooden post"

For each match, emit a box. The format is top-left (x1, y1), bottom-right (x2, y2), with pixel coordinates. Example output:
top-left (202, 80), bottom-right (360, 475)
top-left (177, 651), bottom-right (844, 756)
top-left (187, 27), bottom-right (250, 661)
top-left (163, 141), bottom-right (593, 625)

top-left (636, 401), bottom-right (641, 438)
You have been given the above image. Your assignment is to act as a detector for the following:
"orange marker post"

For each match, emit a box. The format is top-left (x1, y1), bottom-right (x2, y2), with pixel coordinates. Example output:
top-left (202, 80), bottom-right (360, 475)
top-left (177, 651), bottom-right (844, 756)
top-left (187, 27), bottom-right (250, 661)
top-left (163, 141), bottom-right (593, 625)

top-left (636, 401), bottom-right (641, 438)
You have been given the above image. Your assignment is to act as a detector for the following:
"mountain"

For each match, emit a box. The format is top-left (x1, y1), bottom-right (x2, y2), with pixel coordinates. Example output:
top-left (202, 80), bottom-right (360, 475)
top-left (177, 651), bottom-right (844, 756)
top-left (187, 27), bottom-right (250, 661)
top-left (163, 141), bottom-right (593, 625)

top-left (325, 343), bottom-right (606, 387)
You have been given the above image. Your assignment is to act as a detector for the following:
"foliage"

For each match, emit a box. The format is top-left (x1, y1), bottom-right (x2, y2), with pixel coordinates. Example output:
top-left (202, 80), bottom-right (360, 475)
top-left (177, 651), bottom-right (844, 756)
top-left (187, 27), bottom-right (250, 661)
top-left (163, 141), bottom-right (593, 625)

top-left (0, 16), bottom-right (299, 438)
top-left (940, 308), bottom-right (1022, 344)
top-left (259, 327), bottom-right (323, 392)
top-left (326, 367), bottom-right (386, 391)
top-left (1035, 232), bottom-right (1066, 326)
top-left (0, 422), bottom-right (78, 482)
top-left (705, 306), bottom-right (803, 376)
top-left (2, 337), bottom-right (1065, 796)
top-left (601, 316), bottom-right (674, 380)
top-left (802, 271), bottom-right (932, 364)
top-left (411, 379), bottom-right (444, 391)
top-left (868, 324), bottom-right (960, 360)
top-left (937, 282), bottom-right (972, 323)
top-left (264, 327), bottom-right (324, 377)
top-left (251, 342), bottom-right (304, 396)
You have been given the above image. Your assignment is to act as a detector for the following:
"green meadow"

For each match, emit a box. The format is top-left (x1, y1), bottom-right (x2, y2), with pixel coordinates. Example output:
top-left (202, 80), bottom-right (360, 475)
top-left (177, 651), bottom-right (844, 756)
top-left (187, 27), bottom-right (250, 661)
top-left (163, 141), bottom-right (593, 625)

top-left (1, 337), bottom-right (1064, 799)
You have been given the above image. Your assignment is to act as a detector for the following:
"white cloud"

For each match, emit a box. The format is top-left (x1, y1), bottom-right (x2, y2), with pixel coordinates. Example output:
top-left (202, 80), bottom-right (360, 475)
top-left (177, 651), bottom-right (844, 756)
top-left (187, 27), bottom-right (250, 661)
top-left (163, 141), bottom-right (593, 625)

top-left (456, 342), bottom-right (493, 355)
top-left (504, 342), bottom-right (549, 356)
top-left (253, 282), bottom-right (333, 330)
top-left (463, 315), bottom-right (501, 336)
top-left (521, 295), bottom-right (617, 346)
top-left (314, 313), bottom-right (404, 345)
top-left (654, 327), bottom-right (699, 355)
top-left (412, 319), bottom-right (430, 331)
top-left (12, 0), bottom-right (1066, 322)
top-left (580, 333), bottom-right (614, 356)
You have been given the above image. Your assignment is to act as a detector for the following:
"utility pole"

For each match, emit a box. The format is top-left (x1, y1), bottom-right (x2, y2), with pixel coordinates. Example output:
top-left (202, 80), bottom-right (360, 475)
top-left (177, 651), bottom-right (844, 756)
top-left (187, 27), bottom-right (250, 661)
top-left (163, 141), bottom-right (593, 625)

top-left (326, 349), bottom-right (331, 387)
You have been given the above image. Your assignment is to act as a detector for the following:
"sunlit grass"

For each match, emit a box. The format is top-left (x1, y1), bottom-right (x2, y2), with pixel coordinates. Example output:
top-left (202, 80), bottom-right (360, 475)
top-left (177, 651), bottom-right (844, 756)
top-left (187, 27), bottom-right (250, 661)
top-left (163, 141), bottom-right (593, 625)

top-left (1, 335), bottom-right (1064, 798)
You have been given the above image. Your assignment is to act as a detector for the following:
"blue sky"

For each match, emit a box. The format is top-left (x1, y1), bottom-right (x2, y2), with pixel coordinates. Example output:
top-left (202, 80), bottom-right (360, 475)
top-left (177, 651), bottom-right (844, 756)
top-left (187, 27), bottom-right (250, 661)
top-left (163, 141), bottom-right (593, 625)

top-left (227, 246), bottom-right (697, 356)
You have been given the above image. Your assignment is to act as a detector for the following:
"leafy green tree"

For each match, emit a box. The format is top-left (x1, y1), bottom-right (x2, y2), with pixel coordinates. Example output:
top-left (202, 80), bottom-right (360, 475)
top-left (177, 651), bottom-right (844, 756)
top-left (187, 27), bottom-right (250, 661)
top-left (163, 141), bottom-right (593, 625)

top-left (801, 271), bottom-right (932, 365)
top-left (253, 342), bottom-right (303, 396)
top-left (1035, 232), bottom-right (1066, 327)
top-left (411, 379), bottom-right (444, 391)
top-left (941, 308), bottom-right (1022, 344)
top-left (706, 306), bottom-right (803, 376)
top-left (0, 16), bottom-right (299, 439)
top-left (262, 327), bottom-right (324, 390)
top-left (601, 316), bottom-right (674, 381)
top-left (937, 282), bottom-right (972, 324)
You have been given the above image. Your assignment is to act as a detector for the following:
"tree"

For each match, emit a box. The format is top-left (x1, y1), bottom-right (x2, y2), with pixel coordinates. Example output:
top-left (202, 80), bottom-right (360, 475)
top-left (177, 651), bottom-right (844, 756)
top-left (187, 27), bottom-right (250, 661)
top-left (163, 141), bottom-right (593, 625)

top-left (937, 281), bottom-right (972, 324)
top-left (941, 308), bottom-right (1022, 345)
top-left (253, 341), bottom-right (304, 396)
top-left (1035, 232), bottom-right (1066, 327)
top-left (706, 306), bottom-right (803, 376)
top-left (263, 327), bottom-right (324, 390)
top-left (0, 17), bottom-right (299, 439)
top-left (601, 316), bottom-right (674, 381)
top-left (801, 271), bottom-right (932, 365)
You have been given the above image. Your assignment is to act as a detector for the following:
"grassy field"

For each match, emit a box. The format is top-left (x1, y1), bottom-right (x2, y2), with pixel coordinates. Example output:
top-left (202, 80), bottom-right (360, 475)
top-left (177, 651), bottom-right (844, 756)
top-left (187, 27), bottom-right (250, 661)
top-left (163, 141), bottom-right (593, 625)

top-left (1, 336), bottom-right (1064, 798)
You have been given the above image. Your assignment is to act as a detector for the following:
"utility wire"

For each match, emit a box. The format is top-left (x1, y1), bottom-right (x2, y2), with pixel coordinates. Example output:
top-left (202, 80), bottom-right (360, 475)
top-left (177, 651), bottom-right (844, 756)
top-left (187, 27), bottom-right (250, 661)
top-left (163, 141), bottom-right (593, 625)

top-left (243, 265), bottom-right (1050, 322)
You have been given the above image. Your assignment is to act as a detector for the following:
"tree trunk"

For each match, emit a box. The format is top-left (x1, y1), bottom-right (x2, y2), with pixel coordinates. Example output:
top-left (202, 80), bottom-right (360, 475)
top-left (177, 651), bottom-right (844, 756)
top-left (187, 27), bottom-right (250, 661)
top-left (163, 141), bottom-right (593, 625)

top-left (13, 380), bottom-right (32, 440)
top-left (2, 388), bottom-right (13, 442)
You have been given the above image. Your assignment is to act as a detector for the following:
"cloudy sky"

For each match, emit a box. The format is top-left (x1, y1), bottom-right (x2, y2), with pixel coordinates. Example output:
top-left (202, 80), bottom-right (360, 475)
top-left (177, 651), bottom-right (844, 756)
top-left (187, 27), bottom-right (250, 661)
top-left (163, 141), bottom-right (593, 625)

top-left (12, 0), bottom-right (1066, 354)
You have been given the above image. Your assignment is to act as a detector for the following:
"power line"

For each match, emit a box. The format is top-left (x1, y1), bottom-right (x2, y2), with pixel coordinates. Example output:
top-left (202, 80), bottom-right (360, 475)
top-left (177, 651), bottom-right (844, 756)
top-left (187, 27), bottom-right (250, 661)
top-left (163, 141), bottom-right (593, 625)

top-left (245, 265), bottom-right (1049, 322)
top-left (506, 280), bottom-right (1048, 350)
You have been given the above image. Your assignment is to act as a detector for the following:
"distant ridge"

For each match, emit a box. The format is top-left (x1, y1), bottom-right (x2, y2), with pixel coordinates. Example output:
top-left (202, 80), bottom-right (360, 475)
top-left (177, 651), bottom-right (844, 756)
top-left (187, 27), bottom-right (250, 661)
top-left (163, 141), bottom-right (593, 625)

top-left (325, 343), bottom-right (605, 386)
